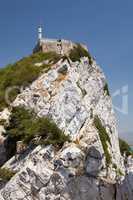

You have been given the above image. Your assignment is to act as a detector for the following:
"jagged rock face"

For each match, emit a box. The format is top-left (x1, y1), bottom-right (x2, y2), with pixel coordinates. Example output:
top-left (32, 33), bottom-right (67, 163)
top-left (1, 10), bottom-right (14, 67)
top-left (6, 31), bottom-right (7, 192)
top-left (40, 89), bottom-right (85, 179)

top-left (0, 109), bottom-right (11, 166)
top-left (13, 57), bottom-right (123, 172)
top-left (116, 156), bottom-right (133, 200)
top-left (0, 56), bottom-right (132, 199)
top-left (0, 145), bottom-right (116, 200)
top-left (0, 144), bottom-right (132, 200)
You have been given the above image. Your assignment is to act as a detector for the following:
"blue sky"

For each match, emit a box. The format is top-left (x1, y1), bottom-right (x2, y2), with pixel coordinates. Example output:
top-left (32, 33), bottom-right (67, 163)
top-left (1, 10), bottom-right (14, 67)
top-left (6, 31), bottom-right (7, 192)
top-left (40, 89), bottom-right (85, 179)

top-left (0, 0), bottom-right (133, 142)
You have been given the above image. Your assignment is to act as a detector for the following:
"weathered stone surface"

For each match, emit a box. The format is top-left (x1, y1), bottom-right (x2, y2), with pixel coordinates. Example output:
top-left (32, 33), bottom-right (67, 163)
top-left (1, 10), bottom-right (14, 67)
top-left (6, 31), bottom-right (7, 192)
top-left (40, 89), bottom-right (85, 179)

top-left (116, 156), bottom-right (133, 200)
top-left (0, 108), bottom-right (11, 166)
top-left (0, 52), bottom-right (132, 199)
top-left (0, 144), bottom-right (121, 200)
top-left (0, 108), bottom-right (10, 123)
top-left (85, 146), bottom-right (103, 177)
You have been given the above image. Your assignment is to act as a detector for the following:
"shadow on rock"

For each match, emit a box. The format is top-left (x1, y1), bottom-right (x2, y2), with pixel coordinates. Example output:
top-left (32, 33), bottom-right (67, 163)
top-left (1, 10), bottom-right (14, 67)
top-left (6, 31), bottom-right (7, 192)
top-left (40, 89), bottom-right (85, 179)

top-left (85, 146), bottom-right (103, 177)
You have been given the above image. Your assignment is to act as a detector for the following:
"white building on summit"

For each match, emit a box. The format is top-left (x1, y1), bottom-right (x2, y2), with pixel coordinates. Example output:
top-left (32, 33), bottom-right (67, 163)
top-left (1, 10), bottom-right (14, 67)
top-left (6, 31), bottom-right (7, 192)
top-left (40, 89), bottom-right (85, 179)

top-left (33, 26), bottom-right (87, 55)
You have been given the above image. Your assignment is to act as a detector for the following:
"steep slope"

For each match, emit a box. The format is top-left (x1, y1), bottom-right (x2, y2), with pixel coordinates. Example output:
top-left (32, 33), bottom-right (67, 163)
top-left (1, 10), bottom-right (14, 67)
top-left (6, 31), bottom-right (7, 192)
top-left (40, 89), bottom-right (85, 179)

top-left (0, 44), bottom-right (132, 199)
top-left (13, 56), bottom-right (123, 172)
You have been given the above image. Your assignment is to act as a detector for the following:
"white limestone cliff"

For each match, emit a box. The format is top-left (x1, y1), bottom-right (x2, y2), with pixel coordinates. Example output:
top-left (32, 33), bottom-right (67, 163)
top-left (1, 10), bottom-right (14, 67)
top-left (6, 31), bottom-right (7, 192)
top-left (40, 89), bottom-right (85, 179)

top-left (0, 51), bottom-right (132, 199)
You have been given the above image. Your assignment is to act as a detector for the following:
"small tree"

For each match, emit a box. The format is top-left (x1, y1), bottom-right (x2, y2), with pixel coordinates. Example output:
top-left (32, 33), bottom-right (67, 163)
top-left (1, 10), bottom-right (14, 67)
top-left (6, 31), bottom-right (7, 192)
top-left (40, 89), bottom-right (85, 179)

top-left (119, 138), bottom-right (132, 156)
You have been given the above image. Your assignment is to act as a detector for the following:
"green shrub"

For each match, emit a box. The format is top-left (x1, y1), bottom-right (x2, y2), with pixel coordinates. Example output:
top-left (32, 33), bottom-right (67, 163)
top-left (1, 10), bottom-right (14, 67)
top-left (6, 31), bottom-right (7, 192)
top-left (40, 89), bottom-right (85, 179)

top-left (94, 115), bottom-right (111, 165)
top-left (0, 119), bottom-right (7, 126)
top-left (104, 83), bottom-right (110, 96)
top-left (69, 44), bottom-right (93, 65)
top-left (4, 107), bottom-right (70, 157)
top-left (0, 52), bottom-right (60, 111)
top-left (0, 168), bottom-right (15, 181)
top-left (119, 138), bottom-right (132, 157)
top-left (5, 107), bottom-right (34, 141)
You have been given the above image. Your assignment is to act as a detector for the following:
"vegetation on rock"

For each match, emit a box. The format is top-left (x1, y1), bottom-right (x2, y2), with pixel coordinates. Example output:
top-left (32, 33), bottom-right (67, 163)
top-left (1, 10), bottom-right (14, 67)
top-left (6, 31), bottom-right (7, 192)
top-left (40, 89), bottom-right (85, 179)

top-left (119, 138), bottom-right (132, 157)
top-left (3, 107), bottom-right (70, 158)
top-left (76, 81), bottom-right (87, 97)
top-left (116, 168), bottom-right (124, 176)
top-left (0, 168), bottom-right (15, 181)
top-left (94, 115), bottom-right (111, 165)
top-left (0, 119), bottom-right (7, 126)
top-left (103, 83), bottom-right (110, 96)
top-left (0, 52), bottom-right (60, 111)
top-left (69, 44), bottom-right (93, 65)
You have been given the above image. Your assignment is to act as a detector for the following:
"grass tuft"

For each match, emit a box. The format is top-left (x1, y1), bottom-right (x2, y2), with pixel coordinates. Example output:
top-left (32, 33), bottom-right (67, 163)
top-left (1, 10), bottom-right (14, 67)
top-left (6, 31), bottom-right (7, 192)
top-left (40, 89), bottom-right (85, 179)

top-left (94, 115), bottom-right (111, 166)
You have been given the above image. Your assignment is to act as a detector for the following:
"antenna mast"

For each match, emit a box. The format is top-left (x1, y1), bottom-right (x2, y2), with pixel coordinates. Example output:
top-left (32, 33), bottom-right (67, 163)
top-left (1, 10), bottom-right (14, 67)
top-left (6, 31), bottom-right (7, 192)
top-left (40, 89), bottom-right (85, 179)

top-left (38, 26), bottom-right (43, 41)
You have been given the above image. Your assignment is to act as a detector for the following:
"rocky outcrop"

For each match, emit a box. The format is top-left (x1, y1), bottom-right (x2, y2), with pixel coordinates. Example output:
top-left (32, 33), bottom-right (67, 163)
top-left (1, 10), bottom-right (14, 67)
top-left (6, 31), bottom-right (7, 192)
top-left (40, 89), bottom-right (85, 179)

top-left (0, 48), bottom-right (132, 199)
top-left (0, 144), bottom-right (132, 200)
top-left (0, 108), bottom-right (11, 166)
top-left (13, 57), bottom-right (124, 174)
top-left (0, 145), bottom-right (117, 200)
top-left (116, 156), bottom-right (133, 200)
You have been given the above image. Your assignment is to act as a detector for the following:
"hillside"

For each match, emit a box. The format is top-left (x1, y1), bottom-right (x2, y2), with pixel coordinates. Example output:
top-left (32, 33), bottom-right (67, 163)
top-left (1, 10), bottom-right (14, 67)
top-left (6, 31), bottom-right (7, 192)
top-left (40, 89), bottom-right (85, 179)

top-left (0, 43), bottom-right (133, 200)
top-left (0, 52), bottom-right (61, 110)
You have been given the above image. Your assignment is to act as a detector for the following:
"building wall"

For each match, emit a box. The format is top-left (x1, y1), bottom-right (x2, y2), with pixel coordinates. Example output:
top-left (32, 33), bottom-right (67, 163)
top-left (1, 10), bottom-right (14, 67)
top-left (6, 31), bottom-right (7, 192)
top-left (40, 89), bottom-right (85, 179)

top-left (33, 39), bottom-right (88, 55)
